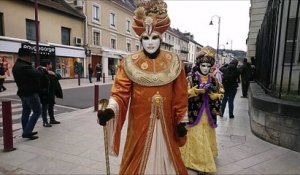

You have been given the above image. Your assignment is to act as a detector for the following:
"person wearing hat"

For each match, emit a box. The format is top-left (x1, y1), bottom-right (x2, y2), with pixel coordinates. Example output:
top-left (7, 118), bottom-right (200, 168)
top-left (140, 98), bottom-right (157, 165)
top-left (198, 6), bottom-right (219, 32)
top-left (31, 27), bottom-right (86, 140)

top-left (180, 46), bottom-right (224, 174)
top-left (12, 48), bottom-right (42, 140)
top-left (97, 0), bottom-right (188, 174)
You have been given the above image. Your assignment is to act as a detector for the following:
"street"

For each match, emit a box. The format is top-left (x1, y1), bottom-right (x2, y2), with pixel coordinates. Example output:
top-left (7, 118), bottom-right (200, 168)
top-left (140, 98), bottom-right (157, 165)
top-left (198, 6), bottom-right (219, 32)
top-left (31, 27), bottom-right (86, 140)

top-left (0, 79), bottom-right (113, 137)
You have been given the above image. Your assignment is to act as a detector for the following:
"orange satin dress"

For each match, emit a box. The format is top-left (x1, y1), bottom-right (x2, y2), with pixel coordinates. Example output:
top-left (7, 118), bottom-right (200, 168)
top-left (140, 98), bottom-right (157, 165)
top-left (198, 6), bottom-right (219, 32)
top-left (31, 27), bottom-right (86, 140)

top-left (106, 50), bottom-right (188, 175)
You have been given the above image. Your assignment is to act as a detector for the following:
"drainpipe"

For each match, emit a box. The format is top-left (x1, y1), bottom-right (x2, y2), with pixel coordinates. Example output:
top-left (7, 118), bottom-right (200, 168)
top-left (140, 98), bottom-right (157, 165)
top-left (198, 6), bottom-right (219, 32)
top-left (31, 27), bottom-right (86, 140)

top-left (83, 0), bottom-right (88, 78)
top-left (34, 0), bottom-right (40, 67)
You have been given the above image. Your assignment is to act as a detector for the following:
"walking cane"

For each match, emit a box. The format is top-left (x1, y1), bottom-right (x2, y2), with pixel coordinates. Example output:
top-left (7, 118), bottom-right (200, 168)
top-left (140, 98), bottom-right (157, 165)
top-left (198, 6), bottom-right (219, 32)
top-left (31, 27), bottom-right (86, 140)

top-left (98, 99), bottom-right (110, 175)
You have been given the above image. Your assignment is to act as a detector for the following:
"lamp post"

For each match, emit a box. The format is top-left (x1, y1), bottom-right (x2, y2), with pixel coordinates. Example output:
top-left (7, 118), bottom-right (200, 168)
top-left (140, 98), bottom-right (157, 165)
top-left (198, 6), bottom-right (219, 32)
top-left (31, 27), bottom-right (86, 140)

top-left (209, 15), bottom-right (221, 63)
top-left (219, 44), bottom-right (226, 64)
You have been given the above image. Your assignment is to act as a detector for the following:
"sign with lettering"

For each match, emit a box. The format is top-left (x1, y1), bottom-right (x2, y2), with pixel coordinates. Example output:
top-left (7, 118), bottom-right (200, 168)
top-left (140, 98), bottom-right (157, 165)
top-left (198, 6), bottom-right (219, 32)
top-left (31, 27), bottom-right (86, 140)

top-left (21, 43), bottom-right (55, 56)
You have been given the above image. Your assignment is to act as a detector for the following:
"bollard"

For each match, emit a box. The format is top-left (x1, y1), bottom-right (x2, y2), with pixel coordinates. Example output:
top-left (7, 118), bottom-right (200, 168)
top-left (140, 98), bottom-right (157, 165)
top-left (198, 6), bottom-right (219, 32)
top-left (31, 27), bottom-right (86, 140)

top-left (103, 73), bottom-right (105, 84)
top-left (2, 101), bottom-right (15, 152)
top-left (94, 85), bottom-right (99, 111)
top-left (78, 73), bottom-right (81, 86)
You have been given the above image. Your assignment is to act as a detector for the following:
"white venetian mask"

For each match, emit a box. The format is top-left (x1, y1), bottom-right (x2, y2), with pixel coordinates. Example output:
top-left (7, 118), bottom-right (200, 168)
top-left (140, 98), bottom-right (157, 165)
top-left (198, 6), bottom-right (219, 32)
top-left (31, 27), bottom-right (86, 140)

top-left (199, 62), bottom-right (212, 75)
top-left (141, 32), bottom-right (161, 54)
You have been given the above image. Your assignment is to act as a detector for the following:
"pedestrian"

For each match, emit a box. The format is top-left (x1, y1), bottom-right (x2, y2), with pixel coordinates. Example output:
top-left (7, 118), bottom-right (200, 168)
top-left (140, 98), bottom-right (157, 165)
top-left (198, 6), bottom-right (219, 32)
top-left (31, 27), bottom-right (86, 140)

top-left (212, 63), bottom-right (223, 83)
top-left (239, 58), bottom-right (252, 98)
top-left (0, 62), bottom-right (6, 92)
top-left (180, 46), bottom-right (224, 174)
top-left (95, 63), bottom-right (102, 82)
top-left (2, 56), bottom-right (10, 77)
top-left (250, 56), bottom-right (256, 81)
top-left (97, 1), bottom-right (189, 174)
top-left (220, 59), bottom-right (240, 118)
top-left (88, 63), bottom-right (93, 83)
top-left (12, 48), bottom-right (42, 140)
top-left (110, 66), bottom-right (115, 80)
top-left (38, 59), bottom-right (62, 127)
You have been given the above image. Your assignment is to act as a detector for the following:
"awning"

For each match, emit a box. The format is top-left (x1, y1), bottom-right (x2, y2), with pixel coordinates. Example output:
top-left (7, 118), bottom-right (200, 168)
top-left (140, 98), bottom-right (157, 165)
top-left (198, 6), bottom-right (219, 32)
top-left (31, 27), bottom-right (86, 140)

top-left (101, 47), bottom-right (129, 59)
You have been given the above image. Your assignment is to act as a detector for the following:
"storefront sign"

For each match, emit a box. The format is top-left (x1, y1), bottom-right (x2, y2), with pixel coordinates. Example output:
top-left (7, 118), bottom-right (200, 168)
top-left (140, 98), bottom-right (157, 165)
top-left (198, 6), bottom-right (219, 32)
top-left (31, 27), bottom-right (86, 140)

top-left (22, 43), bottom-right (55, 56)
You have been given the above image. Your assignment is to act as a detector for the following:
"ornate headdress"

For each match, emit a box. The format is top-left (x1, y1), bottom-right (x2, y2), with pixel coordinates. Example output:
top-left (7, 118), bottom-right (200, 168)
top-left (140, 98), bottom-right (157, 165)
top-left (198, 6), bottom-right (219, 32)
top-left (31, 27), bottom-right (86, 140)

top-left (132, 0), bottom-right (170, 37)
top-left (196, 46), bottom-right (216, 65)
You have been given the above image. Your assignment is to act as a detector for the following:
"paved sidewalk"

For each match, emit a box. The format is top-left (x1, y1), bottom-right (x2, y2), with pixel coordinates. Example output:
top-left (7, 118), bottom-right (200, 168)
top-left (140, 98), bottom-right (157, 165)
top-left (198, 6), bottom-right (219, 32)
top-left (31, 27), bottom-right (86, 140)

top-left (0, 80), bottom-right (300, 174)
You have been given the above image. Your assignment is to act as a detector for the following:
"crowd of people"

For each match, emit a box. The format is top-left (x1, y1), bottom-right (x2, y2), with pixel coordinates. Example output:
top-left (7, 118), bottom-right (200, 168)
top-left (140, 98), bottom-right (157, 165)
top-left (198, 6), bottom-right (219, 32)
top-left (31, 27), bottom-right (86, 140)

top-left (88, 63), bottom-right (116, 83)
top-left (12, 48), bottom-right (63, 140)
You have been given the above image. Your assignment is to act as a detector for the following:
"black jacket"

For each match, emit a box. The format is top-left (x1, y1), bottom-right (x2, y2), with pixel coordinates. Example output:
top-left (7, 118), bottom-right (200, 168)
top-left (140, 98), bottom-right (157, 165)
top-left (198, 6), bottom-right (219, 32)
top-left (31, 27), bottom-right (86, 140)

top-left (38, 67), bottom-right (63, 104)
top-left (239, 63), bottom-right (252, 81)
top-left (220, 63), bottom-right (240, 89)
top-left (12, 59), bottom-right (42, 97)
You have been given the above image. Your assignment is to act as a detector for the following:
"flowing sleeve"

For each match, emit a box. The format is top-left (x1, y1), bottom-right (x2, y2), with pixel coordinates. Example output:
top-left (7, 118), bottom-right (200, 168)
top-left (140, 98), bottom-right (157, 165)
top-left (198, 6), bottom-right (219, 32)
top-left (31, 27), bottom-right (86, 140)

top-left (173, 63), bottom-right (188, 123)
top-left (172, 63), bottom-right (188, 146)
top-left (106, 60), bottom-right (132, 156)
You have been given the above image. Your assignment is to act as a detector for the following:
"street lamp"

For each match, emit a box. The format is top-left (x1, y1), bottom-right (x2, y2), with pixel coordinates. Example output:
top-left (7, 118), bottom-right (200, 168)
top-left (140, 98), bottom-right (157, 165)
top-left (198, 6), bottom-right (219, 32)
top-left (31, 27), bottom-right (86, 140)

top-left (226, 39), bottom-right (233, 51)
top-left (209, 15), bottom-right (221, 62)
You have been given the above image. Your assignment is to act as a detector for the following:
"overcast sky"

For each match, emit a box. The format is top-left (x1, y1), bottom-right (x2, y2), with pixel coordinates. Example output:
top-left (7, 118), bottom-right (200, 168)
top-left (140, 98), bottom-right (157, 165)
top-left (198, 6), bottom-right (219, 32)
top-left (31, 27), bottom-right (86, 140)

top-left (165, 0), bottom-right (250, 51)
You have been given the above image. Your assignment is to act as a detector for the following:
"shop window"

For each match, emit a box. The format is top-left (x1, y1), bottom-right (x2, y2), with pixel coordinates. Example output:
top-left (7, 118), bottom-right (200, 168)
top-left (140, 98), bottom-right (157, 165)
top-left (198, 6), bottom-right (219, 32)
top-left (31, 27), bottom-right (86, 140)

top-left (26, 19), bottom-right (37, 41)
top-left (0, 13), bottom-right (3, 36)
top-left (61, 27), bottom-right (70, 45)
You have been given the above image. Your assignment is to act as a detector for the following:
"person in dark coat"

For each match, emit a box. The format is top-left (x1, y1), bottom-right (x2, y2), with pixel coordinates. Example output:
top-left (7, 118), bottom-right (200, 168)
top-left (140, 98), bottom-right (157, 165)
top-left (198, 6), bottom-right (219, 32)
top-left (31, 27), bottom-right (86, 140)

top-left (38, 59), bottom-right (62, 127)
top-left (219, 59), bottom-right (240, 118)
top-left (12, 48), bottom-right (42, 140)
top-left (111, 66), bottom-right (115, 80)
top-left (239, 58), bottom-right (252, 98)
top-left (95, 63), bottom-right (102, 82)
top-left (88, 63), bottom-right (93, 83)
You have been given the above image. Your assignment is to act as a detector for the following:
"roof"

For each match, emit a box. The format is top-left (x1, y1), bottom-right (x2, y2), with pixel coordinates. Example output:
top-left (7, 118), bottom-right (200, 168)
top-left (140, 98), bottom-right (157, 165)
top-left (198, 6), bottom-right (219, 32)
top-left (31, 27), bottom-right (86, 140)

top-left (24, 0), bottom-right (85, 19)
top-left (111, 0), bottom-right (136, 12)
top-left (169, 28), bottom-right (189, 42)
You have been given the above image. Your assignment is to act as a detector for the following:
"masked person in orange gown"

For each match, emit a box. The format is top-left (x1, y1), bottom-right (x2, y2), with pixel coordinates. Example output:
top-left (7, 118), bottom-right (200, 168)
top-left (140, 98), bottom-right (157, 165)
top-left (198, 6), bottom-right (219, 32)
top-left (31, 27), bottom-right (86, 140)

top-left (97, 0), bottom-right (188, 174)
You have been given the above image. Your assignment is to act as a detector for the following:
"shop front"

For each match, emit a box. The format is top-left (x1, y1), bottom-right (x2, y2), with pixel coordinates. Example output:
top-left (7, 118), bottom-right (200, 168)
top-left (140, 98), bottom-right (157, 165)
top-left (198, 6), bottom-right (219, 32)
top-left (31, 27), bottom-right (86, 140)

top-left (0, 36), bottom-right (86, 81)
top-left (45, 43), bottom-right (85, 79)
top-left (100, 47), bottom-right (128, 78)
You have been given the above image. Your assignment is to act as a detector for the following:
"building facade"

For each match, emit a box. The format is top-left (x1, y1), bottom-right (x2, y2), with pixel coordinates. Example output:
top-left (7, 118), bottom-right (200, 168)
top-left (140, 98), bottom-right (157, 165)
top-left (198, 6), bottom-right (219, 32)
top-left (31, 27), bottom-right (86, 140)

top-left (0, 0), bottom-right (86, 80)
top-left (74, 0), bottom-right (139, 77)
top-left (1, 0), bottom-right (205, 80)
top-left (246, 0), bottom-right (269, 60)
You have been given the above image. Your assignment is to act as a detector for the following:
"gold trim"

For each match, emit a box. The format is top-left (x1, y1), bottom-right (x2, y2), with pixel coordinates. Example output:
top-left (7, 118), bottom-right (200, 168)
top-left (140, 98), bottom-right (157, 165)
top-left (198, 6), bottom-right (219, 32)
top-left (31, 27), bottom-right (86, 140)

top-left (159, 101), bottom-right (180, 174)
top-left (138, 93), bottom-right (162, 174)
top-left (124, 50), bottom-right (182, 87)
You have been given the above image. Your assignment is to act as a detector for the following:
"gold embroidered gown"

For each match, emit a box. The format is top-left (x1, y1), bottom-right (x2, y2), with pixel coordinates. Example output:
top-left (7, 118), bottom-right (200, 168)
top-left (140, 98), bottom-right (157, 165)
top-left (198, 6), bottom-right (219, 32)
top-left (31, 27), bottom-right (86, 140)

top-left (106, 50), bottom-right (188, 175)
top-left (180, 74), bottom-right (221, 173)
